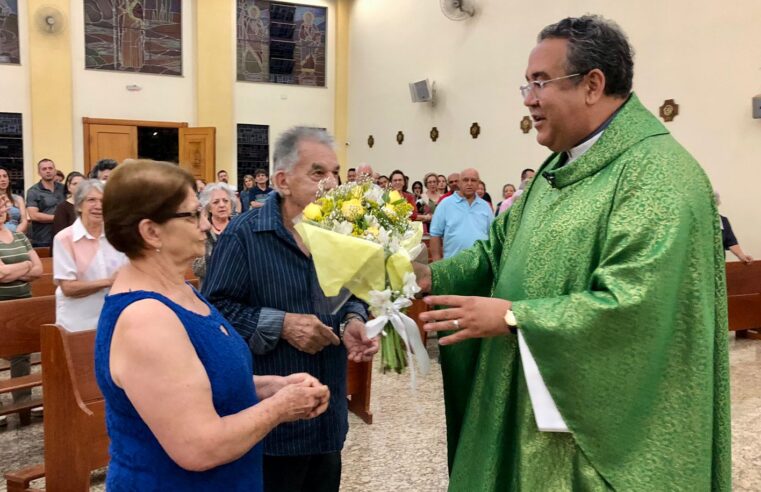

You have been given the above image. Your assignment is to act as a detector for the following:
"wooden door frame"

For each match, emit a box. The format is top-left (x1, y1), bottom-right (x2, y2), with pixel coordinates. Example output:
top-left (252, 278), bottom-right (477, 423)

top-left (82, 117), bottom-right (189, 174)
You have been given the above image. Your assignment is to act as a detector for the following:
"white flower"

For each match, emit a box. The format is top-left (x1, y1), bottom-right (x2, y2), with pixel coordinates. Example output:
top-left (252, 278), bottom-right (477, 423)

top-left (368, 289), bottom-right (394, 317)
top-left (377, 227), bottom-right (390, 247)
top-left (382, 204), bottom-right (397, 217)
top-left (332, 221), bottom-right (354, 236)
top-left (364, 214), bottom-right (380, 228)
top-left (388, 236), bottom-right (401, 254)
top-left (364, 186), bottom-right (384, 204)
top-left (402, 272), bottom-right (421, 299)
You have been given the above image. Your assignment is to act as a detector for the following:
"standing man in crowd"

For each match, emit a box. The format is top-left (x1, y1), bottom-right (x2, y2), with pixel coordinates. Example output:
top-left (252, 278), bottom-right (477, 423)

top-left (416, 15), bottom-right (730, 491)
top-left (346, 167), bottom-right (357, 182)
top-left (428, 168), bottom-right (493, 262)
top-left (26, 158), bottom-right (65, 247)
top-left (247, 168), bottom-right (274, 209)
top-left (203, 127), bottom-right (378, 492)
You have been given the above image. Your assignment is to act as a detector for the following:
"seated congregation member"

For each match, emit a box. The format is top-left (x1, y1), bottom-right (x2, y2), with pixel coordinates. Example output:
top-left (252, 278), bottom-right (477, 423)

top-left (191, 182), bottom-right (235, 284)
top-left (53, 179), bottom-right (128, 331)
top-left (51, 171), bottom-right (84, 241)
top-left (0, 195), bottom-right (43, 426)
top-left (0, 166), bottom-right (28, 234)
top-left (203, 127), bottom-right (378, 492)
top-left (96, 160), bottom-right (330, 491)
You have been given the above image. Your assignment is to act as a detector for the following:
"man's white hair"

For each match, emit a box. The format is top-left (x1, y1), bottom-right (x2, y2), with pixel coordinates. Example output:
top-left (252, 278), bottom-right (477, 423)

top-left (273, 126), bottom-right (334, 173)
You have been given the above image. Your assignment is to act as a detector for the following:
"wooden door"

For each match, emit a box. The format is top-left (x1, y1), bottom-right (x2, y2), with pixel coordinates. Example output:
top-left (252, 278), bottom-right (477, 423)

top-left (86, 124), bottom-right (137, 175)
top-left (179, 127), bottom-right (216, 183)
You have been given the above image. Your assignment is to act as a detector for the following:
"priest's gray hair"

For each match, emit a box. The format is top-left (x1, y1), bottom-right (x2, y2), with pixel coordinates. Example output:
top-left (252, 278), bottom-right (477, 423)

top-left (74, 179), bottom-right (105, 217)
top-left (273, 126), bottom-right (335, 173)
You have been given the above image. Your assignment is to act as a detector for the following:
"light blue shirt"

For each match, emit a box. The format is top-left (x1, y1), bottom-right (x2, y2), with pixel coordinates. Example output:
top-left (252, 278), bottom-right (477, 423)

top-left (429, 192), bottom-right (493, 258)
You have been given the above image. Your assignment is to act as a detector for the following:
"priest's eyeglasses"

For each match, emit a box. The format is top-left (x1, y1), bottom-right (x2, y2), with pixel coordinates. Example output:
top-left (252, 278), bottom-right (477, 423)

top-left (520, 73), bottom-right (583, 99)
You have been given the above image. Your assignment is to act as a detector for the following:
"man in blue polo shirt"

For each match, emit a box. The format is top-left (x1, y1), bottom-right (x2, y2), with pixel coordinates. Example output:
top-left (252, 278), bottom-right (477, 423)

top-left (429, 167), bottom-right (493, 261)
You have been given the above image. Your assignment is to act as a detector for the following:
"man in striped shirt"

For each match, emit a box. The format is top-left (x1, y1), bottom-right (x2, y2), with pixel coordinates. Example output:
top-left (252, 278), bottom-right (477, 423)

top-left (203, 127), bottom-right (378, 492)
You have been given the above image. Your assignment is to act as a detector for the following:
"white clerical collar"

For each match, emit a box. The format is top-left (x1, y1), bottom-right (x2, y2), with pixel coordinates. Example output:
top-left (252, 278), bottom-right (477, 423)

top-left (567, 130), bottom-right (604, 164)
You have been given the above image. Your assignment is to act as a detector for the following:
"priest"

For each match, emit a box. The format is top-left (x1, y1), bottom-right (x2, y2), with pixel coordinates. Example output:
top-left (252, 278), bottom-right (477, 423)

top-left (417, 15), bottom-right (730, 491)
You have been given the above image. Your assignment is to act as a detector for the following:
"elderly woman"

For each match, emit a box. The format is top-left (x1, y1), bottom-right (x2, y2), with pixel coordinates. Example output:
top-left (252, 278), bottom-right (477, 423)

top-left (0, 166), bottom-right (28, 234)
top-left (53, 179), bottom-right (129, 331)
top-left (0, 195), bottom-right (43, 425)
top-left (191, 182), bottom-right (235, 284)
top-left (95, 159), bottom-right (329, 490)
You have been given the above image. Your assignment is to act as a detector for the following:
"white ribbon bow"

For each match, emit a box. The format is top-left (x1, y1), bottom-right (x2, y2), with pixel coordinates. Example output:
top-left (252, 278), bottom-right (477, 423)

top-left (365, 289), bottom-right (430, 387)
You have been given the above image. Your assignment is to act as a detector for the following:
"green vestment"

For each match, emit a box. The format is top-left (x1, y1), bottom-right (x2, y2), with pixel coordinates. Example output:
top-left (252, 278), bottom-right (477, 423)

top-left (431, 94), bottom-right (731, 491)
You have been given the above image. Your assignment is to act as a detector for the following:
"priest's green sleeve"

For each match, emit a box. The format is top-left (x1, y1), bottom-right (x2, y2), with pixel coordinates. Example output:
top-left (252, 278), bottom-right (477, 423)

top-left (429, 211), bottom-right (509, 470)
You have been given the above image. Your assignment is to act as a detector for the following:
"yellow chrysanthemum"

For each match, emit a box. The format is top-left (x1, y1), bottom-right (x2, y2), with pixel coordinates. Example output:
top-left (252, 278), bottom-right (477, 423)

top-left (341, 199), bottom-right (364, 221)
top-left (388, 190), bottom-right (403, 203)
top-left (303, 203), bottom-right (323, 221)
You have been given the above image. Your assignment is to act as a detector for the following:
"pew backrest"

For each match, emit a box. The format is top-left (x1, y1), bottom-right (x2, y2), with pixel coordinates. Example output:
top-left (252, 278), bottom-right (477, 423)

top-left (0, 295), bottom-right (56, 357)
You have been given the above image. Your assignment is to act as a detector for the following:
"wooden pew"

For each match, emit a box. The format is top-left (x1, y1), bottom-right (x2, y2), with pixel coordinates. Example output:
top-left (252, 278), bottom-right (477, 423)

top-left (40, 257), bottom-right (53, 274)
top-left (33, 247), bottom-right (50, 258)
top-left (0, 296), bottom-right (55, 426)
top-left (5, 325), bottom-right (109, 492)
top-left (727, 260), bottom-right (761, 339)
top-left (30, 274), bottom-right (56, 297)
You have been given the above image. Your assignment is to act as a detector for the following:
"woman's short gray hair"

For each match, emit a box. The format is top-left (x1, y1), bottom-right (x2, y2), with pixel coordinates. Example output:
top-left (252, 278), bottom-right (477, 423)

top-left (199, 182), bottom-right (237, 209)
top-left (273, 126), bottom-right (334, 173)
top-left (74, 179), bottom-right (105, 217)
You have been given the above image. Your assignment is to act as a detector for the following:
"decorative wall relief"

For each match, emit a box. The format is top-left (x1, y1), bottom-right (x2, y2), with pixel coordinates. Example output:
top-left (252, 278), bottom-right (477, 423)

top-left (367, 135), bottom-right (374, 148)
top-left (520, 116), bottom-right (533, 134)
top-left (430, 127), bottom-right (439, 142)
top-left (469, 122), bottom-right (481, 139)
top-left (84, 0), bottom-right (182, 75)
top-left (237, 0), bottom-right (326, 87)
top-left (396, 131), bottom-right (404, 145)
top-left (0, 0), bottom-right (20, 64)
top-left (659, 99), bottom-right (679, 122)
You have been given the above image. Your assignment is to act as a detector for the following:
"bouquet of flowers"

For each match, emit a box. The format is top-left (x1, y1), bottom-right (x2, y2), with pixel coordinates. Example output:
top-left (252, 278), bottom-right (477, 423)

top-left (294, 179), bottom-right (429, 381)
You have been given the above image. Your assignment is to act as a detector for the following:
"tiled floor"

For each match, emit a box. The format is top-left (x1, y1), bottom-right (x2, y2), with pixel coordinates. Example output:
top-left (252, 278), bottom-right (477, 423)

top-left (1, 336), bottom-right (759, 491)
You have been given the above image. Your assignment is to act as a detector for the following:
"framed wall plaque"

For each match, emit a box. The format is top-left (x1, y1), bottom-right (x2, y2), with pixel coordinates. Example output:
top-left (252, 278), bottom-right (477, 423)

top-left (520, 116), bottom-right (533, 134)
top-left (470, 122), bottom-right (480, 139)
top-left (659, 99), bottom-right (679, 122)
top-left (396, 131), bottom-right (404, 145)
top-left (367, 135), bottom-right (374, 148)
top-left (430, 127), bottom-right (439, 142)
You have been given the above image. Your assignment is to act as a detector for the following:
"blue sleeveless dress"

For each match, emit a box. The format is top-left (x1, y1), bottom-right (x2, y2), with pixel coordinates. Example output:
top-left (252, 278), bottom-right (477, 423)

top-left (95, 289), bottom-right (263, 491)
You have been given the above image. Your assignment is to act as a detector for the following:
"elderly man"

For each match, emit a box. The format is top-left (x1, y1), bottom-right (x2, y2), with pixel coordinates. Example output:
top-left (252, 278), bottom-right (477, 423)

top-left (429, 168), bottom-right (493, 262)
top-left (417, 15), bottom-right (730, 491)
top-left (203, 127), bottom-right (378, 492)
top-left (26, 158), bottom-right (65, 247)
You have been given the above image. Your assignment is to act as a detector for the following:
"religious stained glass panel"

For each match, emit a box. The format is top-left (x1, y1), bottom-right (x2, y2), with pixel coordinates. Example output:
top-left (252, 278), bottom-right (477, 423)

top-left (0, 0), bottom-right (20, 64)
top-left (84, 0), bottom-right (182, 75)
top-left (237, 0), bottom-right (326, 87)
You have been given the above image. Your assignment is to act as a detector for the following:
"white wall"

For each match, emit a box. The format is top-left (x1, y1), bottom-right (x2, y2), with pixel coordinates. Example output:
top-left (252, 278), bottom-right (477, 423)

top-left (0, 0), bottom-right (32, 189)
top-left (69, 0), bottom-right (196, 169)
top-left (346, 0), bottom-right (761, 257)
top-left (235, 0), bottom-right (336, 173)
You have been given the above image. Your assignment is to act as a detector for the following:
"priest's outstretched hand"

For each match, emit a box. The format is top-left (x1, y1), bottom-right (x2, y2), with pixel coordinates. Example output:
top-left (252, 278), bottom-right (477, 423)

top-left (419, 295), bottom-right (512, 346)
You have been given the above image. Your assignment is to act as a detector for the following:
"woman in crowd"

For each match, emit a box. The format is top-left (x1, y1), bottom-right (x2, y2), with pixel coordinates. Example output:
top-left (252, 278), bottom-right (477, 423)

top-left (53, 179), bottom-right (129, 331)
top-left (437, 174), bottom-right (448, 195)
top-left (96, 160), bottom-right (329, 490)
top-left (0, 195), bottom-right (43, 426)
top-left (52, 171), bottom-right (85, 240)
top-left (389, 169), bottom-right (418, 221)
top-left (477, 180), bottom-right (493, 211)
top-left (495, 183), bottom-right (516, 215)
top-left (411, 180), bottom-right (424, 201)
top-left (192, 182), bottom-right (235, 284)
top-left (0, 166), bottom-right (28, 234)
top-left (239, 174), bottom-right (255, 213)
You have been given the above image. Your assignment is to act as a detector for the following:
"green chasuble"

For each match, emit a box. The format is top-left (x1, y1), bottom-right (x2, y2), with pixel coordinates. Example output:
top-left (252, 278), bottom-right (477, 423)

top-left (431, 94), bottom-right (731, 491)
